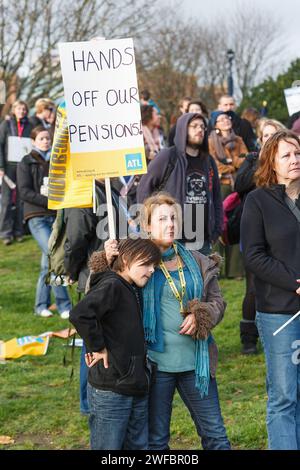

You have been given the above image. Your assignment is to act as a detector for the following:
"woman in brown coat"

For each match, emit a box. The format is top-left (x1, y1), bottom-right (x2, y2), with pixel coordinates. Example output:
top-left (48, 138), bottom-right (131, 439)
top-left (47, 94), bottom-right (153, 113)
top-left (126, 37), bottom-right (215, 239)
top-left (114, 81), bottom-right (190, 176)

top-left (209, 110), bottom-right (248, 199)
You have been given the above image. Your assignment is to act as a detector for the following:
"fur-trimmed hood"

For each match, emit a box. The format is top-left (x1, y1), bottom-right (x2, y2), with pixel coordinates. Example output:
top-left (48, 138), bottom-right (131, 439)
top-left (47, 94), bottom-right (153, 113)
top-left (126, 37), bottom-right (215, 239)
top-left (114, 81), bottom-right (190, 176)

top-left (88, 250), bottom-right (110, 274)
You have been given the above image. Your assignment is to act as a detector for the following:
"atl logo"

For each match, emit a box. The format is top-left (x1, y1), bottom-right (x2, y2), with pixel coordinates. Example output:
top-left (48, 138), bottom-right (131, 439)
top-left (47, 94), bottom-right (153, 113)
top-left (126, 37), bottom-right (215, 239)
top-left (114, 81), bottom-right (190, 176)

top-left (125, 153), bottom-right (143, 171)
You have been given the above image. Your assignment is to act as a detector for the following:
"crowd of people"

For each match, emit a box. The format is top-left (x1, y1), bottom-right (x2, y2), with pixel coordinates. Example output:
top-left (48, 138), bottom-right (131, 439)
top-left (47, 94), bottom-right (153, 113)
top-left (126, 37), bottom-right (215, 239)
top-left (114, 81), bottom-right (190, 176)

top-left (1, 90), bottom-right (300, 451)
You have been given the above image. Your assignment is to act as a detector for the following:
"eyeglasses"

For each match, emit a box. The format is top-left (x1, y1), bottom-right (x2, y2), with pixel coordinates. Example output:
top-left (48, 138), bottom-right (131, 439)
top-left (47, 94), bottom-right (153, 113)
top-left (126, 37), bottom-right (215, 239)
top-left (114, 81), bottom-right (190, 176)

top-left (188, 124), bottom-right (207, 131)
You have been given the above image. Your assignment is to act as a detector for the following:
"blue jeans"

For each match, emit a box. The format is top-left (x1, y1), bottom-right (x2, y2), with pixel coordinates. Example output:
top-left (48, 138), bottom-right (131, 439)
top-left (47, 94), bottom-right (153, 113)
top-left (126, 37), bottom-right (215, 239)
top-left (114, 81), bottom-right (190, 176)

top-left (148, 371), bottom-right (230, 450)
top-left (80, 343), bottom-right (90, 415)
top-left (87, 383), bottom-right (148, 450)
top-left (28, 216), bottom-right (71, 314)
top-left (256, 312), bottom-right (300, 450)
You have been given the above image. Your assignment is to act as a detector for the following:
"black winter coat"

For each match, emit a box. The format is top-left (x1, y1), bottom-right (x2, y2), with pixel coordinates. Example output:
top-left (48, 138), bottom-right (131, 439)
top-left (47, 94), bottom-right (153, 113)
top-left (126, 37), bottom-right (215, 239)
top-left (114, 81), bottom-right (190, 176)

top-left (69, 271), bottom-right (150, 397)
top-left (241, 185), bottom-right (300, 314)
top-left (17, 151), bottom-right (55, 221)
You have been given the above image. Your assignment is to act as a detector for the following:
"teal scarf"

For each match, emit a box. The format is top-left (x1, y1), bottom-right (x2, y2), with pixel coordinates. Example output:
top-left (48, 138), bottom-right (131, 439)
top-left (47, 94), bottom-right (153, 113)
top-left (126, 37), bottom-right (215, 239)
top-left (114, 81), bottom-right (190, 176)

top-left (143, 242), bottom-right (210, 397)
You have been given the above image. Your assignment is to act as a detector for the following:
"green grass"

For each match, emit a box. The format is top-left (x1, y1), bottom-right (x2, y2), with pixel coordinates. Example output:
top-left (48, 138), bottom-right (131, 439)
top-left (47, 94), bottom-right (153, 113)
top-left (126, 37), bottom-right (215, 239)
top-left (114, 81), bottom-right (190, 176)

top-left (0, 237), bottom-right (267, 450)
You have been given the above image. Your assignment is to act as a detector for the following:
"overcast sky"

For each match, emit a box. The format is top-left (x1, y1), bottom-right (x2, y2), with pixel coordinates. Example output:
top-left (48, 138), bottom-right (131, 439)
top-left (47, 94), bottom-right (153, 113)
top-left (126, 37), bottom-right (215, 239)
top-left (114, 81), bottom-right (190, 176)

top-left (162, 0), bottom-right (300, 75)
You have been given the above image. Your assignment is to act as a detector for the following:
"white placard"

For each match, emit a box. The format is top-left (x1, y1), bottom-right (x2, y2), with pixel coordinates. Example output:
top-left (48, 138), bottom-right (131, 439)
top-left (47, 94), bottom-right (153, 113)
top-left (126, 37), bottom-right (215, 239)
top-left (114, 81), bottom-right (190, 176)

top-left (284, 87), bottom-right (300, 116)
top-left (58, 38), bottom-right (147, 179)
top-left (7, 136), bottom-right (32, 163)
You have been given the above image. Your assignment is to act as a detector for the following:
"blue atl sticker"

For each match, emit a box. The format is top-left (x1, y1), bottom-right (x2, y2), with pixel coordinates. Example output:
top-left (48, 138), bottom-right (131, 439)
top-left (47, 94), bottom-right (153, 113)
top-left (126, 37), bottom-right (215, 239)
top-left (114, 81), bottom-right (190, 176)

top-left (17, 336), bottom-right (45, 346)
top-left (125, 153), bottom-right (143, 172)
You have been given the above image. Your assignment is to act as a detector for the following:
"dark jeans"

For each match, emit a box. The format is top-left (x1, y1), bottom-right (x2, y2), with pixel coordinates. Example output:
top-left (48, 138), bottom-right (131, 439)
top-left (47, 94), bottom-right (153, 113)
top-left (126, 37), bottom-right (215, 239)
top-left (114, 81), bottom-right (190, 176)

top-left (87, 383), bottom-right (148, 450)
top-left (0, 164), bottom-right (23, 239)
top-left (148, 371), bottom-right (230, 450)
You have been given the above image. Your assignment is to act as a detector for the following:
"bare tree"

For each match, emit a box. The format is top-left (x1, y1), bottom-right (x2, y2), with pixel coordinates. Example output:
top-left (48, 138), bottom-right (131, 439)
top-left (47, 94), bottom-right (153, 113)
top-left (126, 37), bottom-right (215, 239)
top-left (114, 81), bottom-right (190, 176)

top-left (136, 7), bottom-right (206, 127)
top-left (0, 0), bottom-right (159, 113)
top-left (228, 2), bottom-right (284, 98)
top-left (0, 0), bottom-right (286, 121)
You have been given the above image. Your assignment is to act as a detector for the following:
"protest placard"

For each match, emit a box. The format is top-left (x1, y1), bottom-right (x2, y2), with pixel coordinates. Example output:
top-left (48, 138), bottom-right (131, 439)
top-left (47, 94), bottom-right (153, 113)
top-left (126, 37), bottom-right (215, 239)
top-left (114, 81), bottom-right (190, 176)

top-left (7, 136), bottom-right (32, 163)
top-left (47, 102), bottom-right (93, 210)
top-left (58, 38), bottom-right (147, 180)
top-left (284, 87), bottom-right (300, 116)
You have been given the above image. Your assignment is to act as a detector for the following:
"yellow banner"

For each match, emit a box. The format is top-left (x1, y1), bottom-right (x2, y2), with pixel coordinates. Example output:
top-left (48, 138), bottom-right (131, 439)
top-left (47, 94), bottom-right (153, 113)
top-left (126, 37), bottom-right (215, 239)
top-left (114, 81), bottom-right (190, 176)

top-left (0, 336), bottom-right (49, 359)
top-left (48, 103), bottom-right (93, 210)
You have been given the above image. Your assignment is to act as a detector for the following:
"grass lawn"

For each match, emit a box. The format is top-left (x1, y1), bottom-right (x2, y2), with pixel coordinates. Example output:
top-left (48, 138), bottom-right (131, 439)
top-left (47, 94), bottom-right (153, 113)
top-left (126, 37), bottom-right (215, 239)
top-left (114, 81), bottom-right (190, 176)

top-left (0, 236), bottom-right (267, 450)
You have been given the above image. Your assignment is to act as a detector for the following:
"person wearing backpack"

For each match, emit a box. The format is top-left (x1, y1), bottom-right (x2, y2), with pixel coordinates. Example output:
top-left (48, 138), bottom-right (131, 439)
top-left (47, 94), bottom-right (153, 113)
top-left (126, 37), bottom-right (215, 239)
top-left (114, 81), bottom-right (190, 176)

top-left (69, 238), bottom-right (161, 450)
top-left (17, 126), bottom-right (71, 318)
top-left (137, 113), bottom-right (223, 255)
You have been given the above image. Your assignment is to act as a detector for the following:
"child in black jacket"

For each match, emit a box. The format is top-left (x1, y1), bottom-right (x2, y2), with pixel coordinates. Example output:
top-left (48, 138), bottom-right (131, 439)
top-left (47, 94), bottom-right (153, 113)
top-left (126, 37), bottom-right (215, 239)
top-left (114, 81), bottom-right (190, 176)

top-left (69, 238), bottom-right (161, 450)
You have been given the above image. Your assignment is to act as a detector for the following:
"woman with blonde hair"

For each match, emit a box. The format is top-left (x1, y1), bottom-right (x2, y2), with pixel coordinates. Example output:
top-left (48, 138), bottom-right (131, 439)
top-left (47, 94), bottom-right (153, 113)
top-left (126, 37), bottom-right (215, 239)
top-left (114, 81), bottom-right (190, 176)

top-left (241, 130), bottom-right (300, 449)
top-left (256, 118), bottom-right (285, 149)
top-left (104, 191), bottom-right (230, 450)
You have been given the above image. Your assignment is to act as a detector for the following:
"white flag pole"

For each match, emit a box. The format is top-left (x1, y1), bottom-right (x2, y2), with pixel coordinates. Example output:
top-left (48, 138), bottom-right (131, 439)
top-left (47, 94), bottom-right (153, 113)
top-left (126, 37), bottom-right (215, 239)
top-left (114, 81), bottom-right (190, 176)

top-left (273, 310), bottom-right (300, 336)
top-left (105, 177), bottom-right (116, 240)
top-left (92, 178), bottom-right (96, 214)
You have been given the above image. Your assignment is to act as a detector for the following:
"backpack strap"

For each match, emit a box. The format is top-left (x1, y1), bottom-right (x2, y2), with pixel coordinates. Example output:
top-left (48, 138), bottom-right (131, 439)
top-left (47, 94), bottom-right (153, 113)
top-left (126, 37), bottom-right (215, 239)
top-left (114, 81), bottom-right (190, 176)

top-left (157, 147), bottom-right (178, 191)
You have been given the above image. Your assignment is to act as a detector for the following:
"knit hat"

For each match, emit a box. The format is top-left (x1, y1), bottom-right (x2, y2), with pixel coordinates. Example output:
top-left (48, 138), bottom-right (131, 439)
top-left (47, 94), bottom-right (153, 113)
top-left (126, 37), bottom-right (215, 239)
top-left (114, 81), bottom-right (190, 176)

top-left (210, 110), bottom-right (229, 128)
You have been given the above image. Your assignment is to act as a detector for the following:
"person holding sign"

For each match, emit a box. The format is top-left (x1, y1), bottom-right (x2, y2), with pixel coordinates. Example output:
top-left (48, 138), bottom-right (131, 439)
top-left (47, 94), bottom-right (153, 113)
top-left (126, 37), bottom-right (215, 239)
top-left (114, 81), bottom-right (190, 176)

top-left (0, 100), bottom-right (32, 245)
top-left (241, 130), bottom-right (300, 449)
top-left (104, 192), bottom-right (230, 450)
top-left (17, 126), bottom-right (71, 319)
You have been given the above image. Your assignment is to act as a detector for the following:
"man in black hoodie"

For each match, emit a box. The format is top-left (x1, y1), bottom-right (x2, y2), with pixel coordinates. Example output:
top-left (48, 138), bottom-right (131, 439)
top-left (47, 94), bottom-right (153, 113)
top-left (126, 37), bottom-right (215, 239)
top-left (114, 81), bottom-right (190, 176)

top-left (69, 238), bottom-right (161, 450)
top-left (137, 113), bottom-right (223, 254)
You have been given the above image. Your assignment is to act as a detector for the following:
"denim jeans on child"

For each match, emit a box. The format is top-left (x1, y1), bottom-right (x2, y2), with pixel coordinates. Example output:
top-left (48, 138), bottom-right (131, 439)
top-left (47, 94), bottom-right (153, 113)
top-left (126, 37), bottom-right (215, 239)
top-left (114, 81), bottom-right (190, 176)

top-left (256, 311), bottom-right (300, 450)
top-left (87, 383), bottom-right (148, 450)
top-left (28, 216), bottom-right (71, 314)
top-left (148, 371), bottom-right (230, 450)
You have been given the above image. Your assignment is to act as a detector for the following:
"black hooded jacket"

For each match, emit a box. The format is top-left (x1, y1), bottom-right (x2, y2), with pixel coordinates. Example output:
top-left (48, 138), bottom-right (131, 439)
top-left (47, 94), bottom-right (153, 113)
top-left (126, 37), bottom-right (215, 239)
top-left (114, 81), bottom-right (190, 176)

top-left (137, 113), bottom-right (223, 243)
top-left (69, 270), bottom-right (150, 397)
